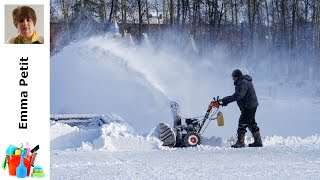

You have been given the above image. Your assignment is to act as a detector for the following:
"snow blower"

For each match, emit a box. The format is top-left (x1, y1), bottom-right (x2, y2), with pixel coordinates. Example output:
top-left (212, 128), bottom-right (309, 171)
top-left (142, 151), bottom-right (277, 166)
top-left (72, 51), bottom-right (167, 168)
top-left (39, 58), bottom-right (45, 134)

top-left (159, 97), bottom-right (224, 147)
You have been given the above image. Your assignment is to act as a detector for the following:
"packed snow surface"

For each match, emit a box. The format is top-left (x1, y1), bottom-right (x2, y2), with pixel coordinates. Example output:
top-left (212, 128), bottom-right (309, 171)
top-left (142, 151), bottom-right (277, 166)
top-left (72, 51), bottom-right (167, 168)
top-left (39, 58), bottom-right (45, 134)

top-left (51, 118), bottom-right (320, 179)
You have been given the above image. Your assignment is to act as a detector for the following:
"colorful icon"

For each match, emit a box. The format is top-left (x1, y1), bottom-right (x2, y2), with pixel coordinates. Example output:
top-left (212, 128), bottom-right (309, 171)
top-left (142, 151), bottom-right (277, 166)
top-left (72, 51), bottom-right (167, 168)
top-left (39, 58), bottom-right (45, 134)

top-left (2, 143), bottom-right (44, 178)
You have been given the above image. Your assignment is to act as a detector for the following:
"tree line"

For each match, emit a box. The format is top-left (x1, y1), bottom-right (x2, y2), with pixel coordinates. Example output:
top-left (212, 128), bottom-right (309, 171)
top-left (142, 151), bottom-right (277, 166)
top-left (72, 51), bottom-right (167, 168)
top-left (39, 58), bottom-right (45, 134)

top-left (51, 0), bottom-right (320, 79)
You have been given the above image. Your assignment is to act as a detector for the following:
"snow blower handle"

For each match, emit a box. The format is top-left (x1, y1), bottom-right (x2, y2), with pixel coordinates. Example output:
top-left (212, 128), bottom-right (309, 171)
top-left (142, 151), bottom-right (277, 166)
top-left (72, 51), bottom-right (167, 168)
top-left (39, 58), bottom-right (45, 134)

top-left (207, 96), bottom-right (221, 111)
top-left (205, 96), bottom-right (219, 119)
top-left (201, 97), bottom-right (220, 134)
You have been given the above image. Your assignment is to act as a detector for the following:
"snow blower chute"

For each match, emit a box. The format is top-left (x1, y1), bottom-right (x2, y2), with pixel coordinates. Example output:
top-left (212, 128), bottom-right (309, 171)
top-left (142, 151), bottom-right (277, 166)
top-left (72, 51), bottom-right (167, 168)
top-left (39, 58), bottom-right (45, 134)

top-left (159, 97), bottom-right (224, 147)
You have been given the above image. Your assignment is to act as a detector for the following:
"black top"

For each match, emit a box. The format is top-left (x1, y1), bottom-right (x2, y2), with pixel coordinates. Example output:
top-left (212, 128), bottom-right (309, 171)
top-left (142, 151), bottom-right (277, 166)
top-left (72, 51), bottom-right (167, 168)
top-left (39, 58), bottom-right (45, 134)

top-left (224, 75), bottom-right (259, 110)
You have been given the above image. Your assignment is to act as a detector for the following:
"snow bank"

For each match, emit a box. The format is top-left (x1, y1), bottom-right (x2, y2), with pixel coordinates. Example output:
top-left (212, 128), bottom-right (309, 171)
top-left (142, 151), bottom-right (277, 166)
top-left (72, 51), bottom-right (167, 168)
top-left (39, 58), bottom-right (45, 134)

top-left (51, 115), bottom-right (320, 152)
top-left (202, 134), bottom-right (320, 148)
top-left (263, 134), bottom-right (320, 147)
top-left (51, 115), bottom-right (162, 151)
top-left (92, 123), bottom-right (161, 151)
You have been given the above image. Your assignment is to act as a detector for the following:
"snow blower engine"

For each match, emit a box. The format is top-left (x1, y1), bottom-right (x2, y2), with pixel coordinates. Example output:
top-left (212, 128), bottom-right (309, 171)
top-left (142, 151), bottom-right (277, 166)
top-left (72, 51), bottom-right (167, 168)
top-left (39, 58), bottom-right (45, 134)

top-left (159, 97), bottom-right (224, 147)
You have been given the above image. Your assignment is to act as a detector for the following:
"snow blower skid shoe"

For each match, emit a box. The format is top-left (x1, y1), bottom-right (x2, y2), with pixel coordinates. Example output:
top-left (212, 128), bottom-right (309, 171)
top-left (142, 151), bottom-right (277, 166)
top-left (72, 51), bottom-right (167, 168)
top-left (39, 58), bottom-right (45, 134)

top-left (159, 97), bottom-right (224, 148)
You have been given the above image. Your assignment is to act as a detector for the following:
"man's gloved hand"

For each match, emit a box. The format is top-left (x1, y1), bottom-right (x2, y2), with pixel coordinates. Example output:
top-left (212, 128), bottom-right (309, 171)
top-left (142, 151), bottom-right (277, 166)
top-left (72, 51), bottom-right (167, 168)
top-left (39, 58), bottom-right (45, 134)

top-left (221, 98), bottom-right (228, 107)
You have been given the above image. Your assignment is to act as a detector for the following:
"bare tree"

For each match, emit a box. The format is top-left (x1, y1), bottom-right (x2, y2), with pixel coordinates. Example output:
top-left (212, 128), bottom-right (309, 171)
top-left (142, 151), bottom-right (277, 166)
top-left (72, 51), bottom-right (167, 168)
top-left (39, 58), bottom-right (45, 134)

top-left (109, 0), bottom-right (115, 23)
top-left (121, 0), bottom-right (127, 26)
top-left (61, 0), bottom-right (70, 39)
top-left (170, 0), bottom-right (174, 25)
top-left (146, 0), bottom-right (151, 29)
top-left (137, 0), bottom-right (143, 40)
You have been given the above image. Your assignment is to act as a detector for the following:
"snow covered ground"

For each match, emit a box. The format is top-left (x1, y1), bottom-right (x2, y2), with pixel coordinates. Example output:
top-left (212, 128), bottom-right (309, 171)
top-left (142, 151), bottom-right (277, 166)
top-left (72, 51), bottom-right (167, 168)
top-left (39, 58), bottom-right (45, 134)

top-left (51, 146), bottom-right (320, 179)
top-left (50, 35), bottom-right (320, 179)
top-left (50, 118), bottom-right (320, 179)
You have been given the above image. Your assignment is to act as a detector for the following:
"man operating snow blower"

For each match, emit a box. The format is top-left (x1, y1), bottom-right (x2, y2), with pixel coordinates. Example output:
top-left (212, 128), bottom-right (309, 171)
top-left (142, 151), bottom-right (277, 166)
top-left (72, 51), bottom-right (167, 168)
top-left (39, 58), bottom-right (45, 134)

top-left (221, 69), bottom-right (263, 148)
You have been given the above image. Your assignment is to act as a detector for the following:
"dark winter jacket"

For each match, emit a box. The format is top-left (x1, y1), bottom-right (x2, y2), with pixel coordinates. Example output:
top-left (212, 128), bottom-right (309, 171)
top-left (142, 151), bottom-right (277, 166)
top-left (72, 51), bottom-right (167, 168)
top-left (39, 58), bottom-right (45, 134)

top-left (223, 75), bottom-right (258, 110)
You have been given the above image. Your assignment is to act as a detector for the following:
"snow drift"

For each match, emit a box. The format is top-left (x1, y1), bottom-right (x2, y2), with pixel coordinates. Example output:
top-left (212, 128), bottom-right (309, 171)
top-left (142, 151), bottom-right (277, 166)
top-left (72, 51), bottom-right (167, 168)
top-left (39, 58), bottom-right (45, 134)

top-left (50, 115), bottom-right (162, 151)
top-left (50, 115), bottom-right (320, 152)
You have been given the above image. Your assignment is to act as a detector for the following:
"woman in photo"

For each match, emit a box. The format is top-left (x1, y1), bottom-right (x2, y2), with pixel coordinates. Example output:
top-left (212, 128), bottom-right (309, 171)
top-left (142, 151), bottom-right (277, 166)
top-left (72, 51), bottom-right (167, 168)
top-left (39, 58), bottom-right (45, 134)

top-left (6, 6), bottom-right (44, 44)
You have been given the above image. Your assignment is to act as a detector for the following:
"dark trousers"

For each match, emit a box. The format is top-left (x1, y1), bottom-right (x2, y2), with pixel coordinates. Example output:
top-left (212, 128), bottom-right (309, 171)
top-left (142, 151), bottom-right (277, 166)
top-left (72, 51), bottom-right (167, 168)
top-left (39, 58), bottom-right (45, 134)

top-left (238, 107), bottom-right (260, 133)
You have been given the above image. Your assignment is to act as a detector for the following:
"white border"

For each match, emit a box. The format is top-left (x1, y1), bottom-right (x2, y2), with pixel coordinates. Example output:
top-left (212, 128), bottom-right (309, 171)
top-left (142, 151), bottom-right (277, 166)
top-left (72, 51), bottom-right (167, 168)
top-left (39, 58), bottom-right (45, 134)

top-left (0, 0), bottom-right (50, 179)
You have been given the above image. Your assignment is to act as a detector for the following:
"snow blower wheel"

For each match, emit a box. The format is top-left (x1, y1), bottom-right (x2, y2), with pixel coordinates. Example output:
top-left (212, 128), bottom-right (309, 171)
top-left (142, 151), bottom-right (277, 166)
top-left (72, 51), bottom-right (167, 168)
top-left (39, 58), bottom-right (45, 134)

top-left (184, 132), bottom-right (201, 147)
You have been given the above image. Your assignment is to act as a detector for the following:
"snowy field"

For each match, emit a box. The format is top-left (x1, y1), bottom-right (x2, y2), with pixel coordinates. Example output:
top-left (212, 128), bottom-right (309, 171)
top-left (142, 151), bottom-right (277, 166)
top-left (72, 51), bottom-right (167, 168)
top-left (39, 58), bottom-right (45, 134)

top-left (51, 146), bottom-right (320, 179)
top-left (50, 118), bottom-right (320, 179)
top-left (51, 35), bottom-right (320, 179)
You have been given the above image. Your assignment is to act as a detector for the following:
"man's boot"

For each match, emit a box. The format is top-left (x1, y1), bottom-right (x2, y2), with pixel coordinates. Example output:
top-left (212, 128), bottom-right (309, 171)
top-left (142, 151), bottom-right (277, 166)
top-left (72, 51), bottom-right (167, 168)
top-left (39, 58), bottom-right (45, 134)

top-left (231, 131), bottom-right (245, 148)
top-left (249, 131), bottom-right (263, 147)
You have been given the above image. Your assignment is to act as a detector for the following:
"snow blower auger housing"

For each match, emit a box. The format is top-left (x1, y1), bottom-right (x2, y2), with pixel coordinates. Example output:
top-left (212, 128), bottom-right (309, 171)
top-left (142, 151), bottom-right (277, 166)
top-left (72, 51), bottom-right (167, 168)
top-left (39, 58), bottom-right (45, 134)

top-left (160, 97), bottom-right (224, 147)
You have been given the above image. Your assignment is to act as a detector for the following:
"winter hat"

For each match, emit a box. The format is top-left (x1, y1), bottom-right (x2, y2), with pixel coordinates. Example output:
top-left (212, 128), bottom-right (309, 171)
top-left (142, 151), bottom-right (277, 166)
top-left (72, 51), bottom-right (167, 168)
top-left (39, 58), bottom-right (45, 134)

top-left (232, 69), bottom-right (242, 77)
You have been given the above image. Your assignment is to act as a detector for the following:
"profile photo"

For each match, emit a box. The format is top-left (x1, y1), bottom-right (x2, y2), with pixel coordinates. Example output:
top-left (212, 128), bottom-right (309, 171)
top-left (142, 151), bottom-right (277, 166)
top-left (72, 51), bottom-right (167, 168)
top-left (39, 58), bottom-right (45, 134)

top-left (5, 5), bottom-right (44, 44)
